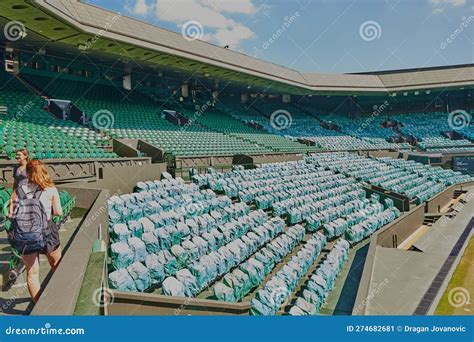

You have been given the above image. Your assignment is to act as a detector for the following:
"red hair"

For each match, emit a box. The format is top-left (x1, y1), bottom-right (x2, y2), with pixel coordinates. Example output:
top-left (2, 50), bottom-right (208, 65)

top-left (26, 159), bottom-right (54, 190)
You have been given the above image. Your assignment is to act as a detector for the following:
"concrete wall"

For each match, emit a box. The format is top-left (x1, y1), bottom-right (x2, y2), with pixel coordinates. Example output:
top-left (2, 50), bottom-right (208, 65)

top-left (74, 163), bottom-right (167, 195)
top-left (376, 204), bottom-right (425, 248)
top-left (0, 157), bottom-right (151, 183)
top-left (233, 153), bottom-right (304, 166)
top-left (353, 184), bottom-right (467, 314)
top-left (113, 139), bottom-right (140, 158)
top-left (425, 185), bottom-right (455, 213)
top-left (352, 206), bottom-right (425, 314)
top-left (107, 292), bottom-right (251, 316)
top-left (363, 150), bottom-right (402, 159)
top-left (137, 140), bottom-right (165, 163)
top-left (365, 186), bottom-right (410, 212)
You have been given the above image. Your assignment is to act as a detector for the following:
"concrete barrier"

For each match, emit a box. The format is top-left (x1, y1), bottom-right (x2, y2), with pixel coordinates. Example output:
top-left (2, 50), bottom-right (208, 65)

top-left (107, 292), bottom-right (251, 316)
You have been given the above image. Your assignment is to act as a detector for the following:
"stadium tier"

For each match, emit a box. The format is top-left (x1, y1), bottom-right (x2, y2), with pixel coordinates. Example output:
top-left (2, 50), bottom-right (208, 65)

top-left (1, 70), bottom-right (471, 160)
top-left (0, 70), bottom-right (117, 159)
top-left (224, 100), bottom-right (410, 150)
top-left (186, 102), bottom-right (316, 154)
top-left (21, 73), bottom-right (316, 157)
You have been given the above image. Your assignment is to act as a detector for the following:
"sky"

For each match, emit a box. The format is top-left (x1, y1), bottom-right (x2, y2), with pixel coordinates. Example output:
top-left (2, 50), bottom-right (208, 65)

top-left (84, 0), bottom-right (474, 73)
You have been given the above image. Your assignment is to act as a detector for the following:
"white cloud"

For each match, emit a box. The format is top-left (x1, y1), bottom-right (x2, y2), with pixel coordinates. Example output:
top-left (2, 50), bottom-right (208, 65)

top-left (429, 0), bottom-right (468, 13)
top-left (198, 0), bottom-right (257, 15)
top-left (129, 0), bottom-right (151, 16)
top-left (153, 0), bottom-right (257, 48)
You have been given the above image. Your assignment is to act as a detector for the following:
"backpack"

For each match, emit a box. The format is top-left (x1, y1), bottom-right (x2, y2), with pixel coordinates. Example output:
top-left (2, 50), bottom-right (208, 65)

top-left (9, 185), bottom-right (49, 254)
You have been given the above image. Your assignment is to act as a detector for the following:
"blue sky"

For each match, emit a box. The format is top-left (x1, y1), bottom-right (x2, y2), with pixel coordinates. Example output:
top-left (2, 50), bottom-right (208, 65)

top-left (84, 0), bottom-right (474, 73)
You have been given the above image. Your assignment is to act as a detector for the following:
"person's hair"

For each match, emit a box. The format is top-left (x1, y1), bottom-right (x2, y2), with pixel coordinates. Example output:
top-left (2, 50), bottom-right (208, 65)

top-left (16, 148), bottom-right (30, 163)
top-left (26, 159), bottom-right (54, 190)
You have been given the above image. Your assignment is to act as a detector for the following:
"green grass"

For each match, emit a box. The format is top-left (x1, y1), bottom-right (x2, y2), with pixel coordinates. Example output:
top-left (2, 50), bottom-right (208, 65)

top-left (73, 252), bottom-right (106, 316)
top-left (435, 236), bottom-right (473, 315)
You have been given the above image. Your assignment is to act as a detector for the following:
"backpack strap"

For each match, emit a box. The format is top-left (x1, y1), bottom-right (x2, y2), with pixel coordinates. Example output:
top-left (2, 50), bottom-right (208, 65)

top-left (32, 185), bottom-right (43, 199)
top-left (16, 185), bottom-right (27, 200)
top-left (17, 184), bottom-right (41, 200)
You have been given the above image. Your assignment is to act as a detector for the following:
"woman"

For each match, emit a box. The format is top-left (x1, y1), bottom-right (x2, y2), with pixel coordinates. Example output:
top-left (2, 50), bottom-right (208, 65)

top-left (10, 159), bottom-right (63, 302)
top-left (2, 149), bottom-right (30, 290)
top-left (12, 149), bottom-right (29, 191)
top-left (8, 149), bottom-right (30, 224)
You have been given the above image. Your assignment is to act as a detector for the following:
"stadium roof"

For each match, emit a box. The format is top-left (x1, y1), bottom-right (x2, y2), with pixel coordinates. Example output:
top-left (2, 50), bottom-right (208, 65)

top-left (1, 0), bottom-right (473, 95)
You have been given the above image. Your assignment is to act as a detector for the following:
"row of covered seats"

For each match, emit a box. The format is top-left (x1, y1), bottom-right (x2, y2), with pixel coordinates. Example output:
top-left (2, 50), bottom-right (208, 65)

top-left (425, 146), bottom-right (474, 153)
top-left (250, 231), bottom-right (327, 315)
top-left (306, 195), bottom-right (400, 237)
top-left (378, 157), bottom-right (472, 186)
top-left (345, 204), bottom-right (400, 243)
top-left (306, 153), bottom-right (472, 203)
top-left (213, 225), bottom-right (310, 302)
top-left (288, 239), bottom-right (350, 315)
